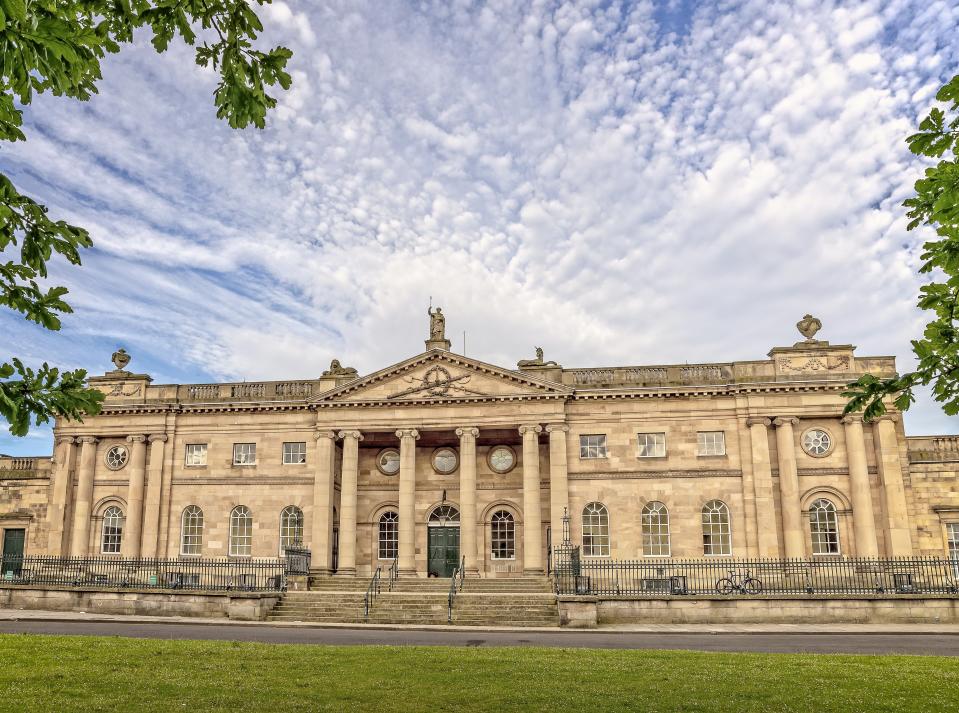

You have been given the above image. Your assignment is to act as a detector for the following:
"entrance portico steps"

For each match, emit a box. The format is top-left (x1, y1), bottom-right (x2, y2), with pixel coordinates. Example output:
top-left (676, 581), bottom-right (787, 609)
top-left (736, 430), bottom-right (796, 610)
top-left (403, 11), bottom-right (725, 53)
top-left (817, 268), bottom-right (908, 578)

top-left (267, 576), bottom-right (558, 626)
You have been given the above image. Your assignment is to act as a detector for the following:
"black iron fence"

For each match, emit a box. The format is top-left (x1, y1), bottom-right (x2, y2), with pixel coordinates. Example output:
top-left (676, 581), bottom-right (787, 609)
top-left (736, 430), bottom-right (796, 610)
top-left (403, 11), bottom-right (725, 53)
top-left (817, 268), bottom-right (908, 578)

top-left (553, 556), bottom-right (959, 597)
top-left (0, 555), bottom-right (288, 592)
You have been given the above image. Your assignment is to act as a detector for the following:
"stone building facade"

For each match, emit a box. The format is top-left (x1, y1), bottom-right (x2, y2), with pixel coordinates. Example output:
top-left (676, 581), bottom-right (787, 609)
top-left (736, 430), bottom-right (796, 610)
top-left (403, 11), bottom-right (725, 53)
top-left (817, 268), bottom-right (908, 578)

top-left (1, 313), bottom-right (958, 577)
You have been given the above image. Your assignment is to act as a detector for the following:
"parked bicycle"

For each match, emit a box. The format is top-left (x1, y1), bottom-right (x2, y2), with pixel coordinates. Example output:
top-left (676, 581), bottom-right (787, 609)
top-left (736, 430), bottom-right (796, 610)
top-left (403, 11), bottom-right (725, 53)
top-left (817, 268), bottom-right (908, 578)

top-left (715, 569), bottom-right (763, 595)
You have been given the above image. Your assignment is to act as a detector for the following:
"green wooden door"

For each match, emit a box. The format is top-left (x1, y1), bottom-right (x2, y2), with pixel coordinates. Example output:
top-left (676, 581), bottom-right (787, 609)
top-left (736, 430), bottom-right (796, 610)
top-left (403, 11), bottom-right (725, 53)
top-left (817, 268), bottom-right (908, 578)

top-left (1, 529), bottom-right (25, 578)
top-left (427, 527), bottom-right (460, 577)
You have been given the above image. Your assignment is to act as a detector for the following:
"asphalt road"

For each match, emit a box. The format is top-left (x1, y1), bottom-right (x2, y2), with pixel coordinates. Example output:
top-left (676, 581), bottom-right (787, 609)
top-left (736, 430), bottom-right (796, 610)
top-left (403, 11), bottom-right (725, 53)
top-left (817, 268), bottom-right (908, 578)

top-left (1, 620), bottom-right (958, 655)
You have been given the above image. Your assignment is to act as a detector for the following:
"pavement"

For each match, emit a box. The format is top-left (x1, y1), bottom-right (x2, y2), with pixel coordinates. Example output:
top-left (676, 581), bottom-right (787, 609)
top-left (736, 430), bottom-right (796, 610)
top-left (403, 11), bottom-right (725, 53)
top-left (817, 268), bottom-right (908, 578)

top-left (2, 608), bottom-right (959, 654)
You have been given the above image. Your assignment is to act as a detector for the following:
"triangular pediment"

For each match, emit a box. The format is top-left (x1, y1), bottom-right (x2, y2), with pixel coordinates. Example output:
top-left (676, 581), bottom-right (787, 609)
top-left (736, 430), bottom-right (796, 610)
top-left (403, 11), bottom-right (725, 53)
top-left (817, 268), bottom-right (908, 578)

top-left (312, 350), bottom-right (570, 403)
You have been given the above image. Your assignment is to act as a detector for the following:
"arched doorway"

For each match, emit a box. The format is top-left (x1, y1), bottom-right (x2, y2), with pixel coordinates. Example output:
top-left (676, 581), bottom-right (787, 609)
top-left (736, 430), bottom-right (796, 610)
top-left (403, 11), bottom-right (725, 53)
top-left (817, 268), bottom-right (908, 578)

top-left (427, 505), bottom-right (460, 577)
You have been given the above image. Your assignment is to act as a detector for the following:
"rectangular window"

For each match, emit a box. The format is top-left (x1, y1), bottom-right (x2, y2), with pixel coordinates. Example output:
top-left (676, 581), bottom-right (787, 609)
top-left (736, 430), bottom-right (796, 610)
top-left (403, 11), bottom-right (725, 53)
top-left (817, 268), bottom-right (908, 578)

top-left (282, 442), bottom-right (307, 465)
top-left (697, 431), bottom-right (726, 456)
top-left (637, 432), bottom-right (666, 458)
top-left (948, 523), bottom-right (959, 577)
top-left (185, 444), bottom-right (207, 467)
top-left (233, 443), bottom-right (256, 466)
top-left (579, 434), bottom-right (608, 459)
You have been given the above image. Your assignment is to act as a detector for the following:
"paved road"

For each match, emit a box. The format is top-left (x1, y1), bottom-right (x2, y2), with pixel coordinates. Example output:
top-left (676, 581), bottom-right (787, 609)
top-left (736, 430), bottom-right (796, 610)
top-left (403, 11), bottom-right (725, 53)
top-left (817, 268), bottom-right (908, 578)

top-left (1, 620), bottom-right (958, 655)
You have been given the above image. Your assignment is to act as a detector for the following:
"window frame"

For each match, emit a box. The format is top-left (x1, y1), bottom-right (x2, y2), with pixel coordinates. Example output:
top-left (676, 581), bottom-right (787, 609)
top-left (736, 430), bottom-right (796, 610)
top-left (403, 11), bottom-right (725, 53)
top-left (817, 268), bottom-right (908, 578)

top-left (229, 505), bottom-right (253, 557)
top-left (282, 441), bottom-right (307, 466)
top-left (100, 505), bottom-right (124, 555)
top-left (232, 443), bottom-right (257, 466)
top-left (641, 501), bottom-right (671, 557)
top-left (948, 523), bottom-right (959, 578)
top-left (184, 443), bottom-right (208, 467)
top-left (490, 510), bottom-right (516, 560)
top-left (579, 434), bottom-right (609, 460)
top-left (809, 498), bottom-right (841, 556)
top-left (378, 511), bottom-right (399, 560)
top-left (180, 505), bottom-right (204, 556)
top-left (279, 505), bottom-right (304, 554)
top-left (637, 432), bottom-right (667, 458)
top-left (582, 502), bottom-right (611, 557)
top-left (701, 500), bottom-right (732, 556)
top-left (697, 431), bottom-right (726, 457)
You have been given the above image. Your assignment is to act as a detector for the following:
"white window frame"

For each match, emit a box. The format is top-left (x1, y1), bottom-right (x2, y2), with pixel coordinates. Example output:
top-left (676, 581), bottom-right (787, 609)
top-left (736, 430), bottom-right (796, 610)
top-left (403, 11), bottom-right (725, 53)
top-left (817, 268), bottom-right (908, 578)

top-left (100, 505), bottom-right (124, 554)
top-left (185, 444), bottom-right (207, 467)
top-left (702, 500), bottom-right (732, 556)
top-left (378, 511), bottom-right (399, 560)
top-left (948, 523), bottom-right (959, 578)
top-left (809, 498), bottom-right (841, 556)
top-left (582, 502), bottom-right (610, 557)
top-left (490, 510), bottom-right (515, 560)
top-left (697, 431), bottom-right (726, 456)
top-left (279, 506), bottom-right (304, 554)
top-left (579, 434), bottom-right (608, 459)
top-left (641, 501), bottom-right (671, 557)
top-left (233, 443), bottom-right (256, 466)
top-left (229, 505), bottom-right (253, 557)
top-left (282, 442), bottom-right (307, 465)
top-left (637, 432), bottom-right (666, 458)
top-left (180, 505), bottom-right (204, 556)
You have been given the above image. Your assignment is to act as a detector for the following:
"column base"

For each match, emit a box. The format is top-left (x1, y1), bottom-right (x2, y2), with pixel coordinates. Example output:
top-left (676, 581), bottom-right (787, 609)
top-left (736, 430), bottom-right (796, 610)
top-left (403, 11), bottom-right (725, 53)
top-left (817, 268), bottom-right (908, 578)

top-left (334, 568), bottom-right (357, 577)
top-left (398, 569), bottom-right (419, 578)
top-left (464, 567), bottom-right (480, 577)
top-left (524, 567), bottom-right (545, 576)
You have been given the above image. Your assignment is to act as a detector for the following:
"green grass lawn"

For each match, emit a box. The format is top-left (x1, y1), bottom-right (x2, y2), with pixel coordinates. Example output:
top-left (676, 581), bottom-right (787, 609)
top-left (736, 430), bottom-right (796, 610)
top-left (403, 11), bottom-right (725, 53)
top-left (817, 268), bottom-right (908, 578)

top-left (1, 634), bottom-right (958, 712)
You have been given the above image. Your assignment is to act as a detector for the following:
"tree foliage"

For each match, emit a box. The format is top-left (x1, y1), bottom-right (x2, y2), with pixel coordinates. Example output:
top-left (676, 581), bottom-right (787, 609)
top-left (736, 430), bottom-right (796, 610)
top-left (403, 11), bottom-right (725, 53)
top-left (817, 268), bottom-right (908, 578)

top-left (844, 74), bottom-right (959, 422)
top-left (0, 0), bottom-right (291, 436)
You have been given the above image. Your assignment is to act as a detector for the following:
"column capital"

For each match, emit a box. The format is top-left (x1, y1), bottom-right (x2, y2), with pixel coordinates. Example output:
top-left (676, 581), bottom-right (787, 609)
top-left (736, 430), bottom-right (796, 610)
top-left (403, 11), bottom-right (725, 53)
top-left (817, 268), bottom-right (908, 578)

top-left (545, 423), bottom-right (569, 434)
top-left (841, 414), bottom-right (863, 425)
top-left (147, 434), bottom-right (168, 443)
top-left (518, 424), bottom-right (543, 436)
top-left (455, 427), bottom-right (479, 439)
top-left (773, 417), bottom-right (799, 428)
top-left (314, 429), bottom-right (337, 440)
top-left (126, 434), bottom-right (147, 444)
top-left (746, 417), bottom-right (771, 428)
top-left (395, 428), bottom-right (420, 440)
top-left (873, 413), bottom-right (900, 424)
top-left (77, 436), bottom-right (99, 444)
top-left (55, 436), bottom-right (76, 445)
top-left (337, 429), bottom-right (364, 441)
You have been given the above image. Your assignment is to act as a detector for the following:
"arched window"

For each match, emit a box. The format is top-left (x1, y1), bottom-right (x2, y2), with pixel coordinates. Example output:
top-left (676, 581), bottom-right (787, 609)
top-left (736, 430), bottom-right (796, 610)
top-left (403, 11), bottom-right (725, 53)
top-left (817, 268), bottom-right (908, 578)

top-left (181, 505), bottom-right (204, 556)
top-left (491, 510), bottom-right (515, 560)
top-left (428, 505), bottom-right (460, 525)
top-left (582, 502), bottom-right (610, 557)
top-left (378, 512), bottom-right (399, 560)
top-left (641, 501), bottom-right (670, 557)
top-left (230, 506), bottom-right (253, 557)
top-left (809, 499), bottom-right (840, 555)
top-left (279, 506), bottom-right (304, 555)
top-left (101, 505), bottom-right (124, 554)
top-left (702, 500), bottom-right (731, 556)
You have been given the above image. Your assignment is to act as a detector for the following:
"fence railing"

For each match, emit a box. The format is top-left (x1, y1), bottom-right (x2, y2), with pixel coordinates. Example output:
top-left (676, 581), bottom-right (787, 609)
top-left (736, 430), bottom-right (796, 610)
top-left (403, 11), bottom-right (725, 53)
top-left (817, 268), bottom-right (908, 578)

top-left (0, 556), bottom-right (288, 592)
top-left (552, 556), bottom-right (959, 597)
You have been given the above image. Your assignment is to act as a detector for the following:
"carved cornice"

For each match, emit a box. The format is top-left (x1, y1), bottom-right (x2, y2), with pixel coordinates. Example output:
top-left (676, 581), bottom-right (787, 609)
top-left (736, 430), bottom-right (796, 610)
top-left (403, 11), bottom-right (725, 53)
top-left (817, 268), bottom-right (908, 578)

top-left (746, 417), bottom-right (771, 427)
top-left (455, 427), bottom-right (479, 439)
top-left (172, 477), bottom-right (314, 486)
top-left (569, 469), bottom-right (742, 480)
top-left (519, 424), bottom-right (543, 436)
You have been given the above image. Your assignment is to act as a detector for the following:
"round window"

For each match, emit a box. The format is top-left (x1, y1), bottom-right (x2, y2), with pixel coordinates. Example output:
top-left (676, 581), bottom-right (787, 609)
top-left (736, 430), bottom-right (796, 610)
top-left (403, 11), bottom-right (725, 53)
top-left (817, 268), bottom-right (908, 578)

top-left (105, 445), bottom-right (129, 470)
top-left (376, 449), bottom-right (401, 475)
top-left (432, 447), bottom-right (458, 474)
top-left (802, 429), bottom-right (832, 457)
top-left (487, 445), bottom-right (516, 474)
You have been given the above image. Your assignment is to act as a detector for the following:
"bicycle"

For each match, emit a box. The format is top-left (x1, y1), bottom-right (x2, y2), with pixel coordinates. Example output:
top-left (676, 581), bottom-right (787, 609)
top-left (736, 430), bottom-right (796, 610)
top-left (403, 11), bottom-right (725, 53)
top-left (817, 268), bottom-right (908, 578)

top-left (715, 568), bottom-right (763, 595)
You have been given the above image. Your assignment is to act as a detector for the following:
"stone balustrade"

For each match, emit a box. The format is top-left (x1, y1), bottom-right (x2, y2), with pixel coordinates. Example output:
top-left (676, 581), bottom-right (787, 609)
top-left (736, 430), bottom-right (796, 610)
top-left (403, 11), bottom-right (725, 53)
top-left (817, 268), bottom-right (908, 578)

top-left (176, 380), bottom-right (319, 403)
top-left (0, 455), bottom-right (51, 479)
top-left (908, 436), bottom-right (959, 463)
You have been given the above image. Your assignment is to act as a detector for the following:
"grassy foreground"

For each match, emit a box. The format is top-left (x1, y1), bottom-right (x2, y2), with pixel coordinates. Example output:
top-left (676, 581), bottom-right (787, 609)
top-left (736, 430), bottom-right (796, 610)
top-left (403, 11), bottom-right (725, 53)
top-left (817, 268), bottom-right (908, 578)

top-left (1, 634), bottom-right (958, 712)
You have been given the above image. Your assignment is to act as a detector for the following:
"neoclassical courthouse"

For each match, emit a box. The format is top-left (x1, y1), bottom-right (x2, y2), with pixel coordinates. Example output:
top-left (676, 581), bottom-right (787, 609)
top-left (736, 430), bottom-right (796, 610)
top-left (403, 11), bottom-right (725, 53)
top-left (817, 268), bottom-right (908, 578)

top-left (1, 311), bottom-right (958, 577)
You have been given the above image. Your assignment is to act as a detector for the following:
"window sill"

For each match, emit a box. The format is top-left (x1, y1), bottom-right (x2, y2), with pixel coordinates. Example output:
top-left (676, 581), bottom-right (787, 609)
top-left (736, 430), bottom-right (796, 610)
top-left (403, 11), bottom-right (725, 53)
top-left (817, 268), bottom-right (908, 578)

top-left (491, 557), bottom-right (516, 561)
top-left (637, 455), bottom-right (667, 460)
top-left (696, 454), bottom-right (727, 459)
top-left (282, 462), bottom-right (307, 466)
top-left (232, 463), bottom-right (257, 467)
top-left (579, 456), bottom-right (609, 461)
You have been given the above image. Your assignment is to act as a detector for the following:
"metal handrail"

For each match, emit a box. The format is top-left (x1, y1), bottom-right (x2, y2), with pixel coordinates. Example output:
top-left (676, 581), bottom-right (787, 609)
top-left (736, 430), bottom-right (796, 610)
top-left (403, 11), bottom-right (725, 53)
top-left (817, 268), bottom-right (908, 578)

top-left (364, 567), bottom-right (382, 619)
top-left (388, 556), bottom-right (399, 591)
top-left (447, 555), bottom-right (466, 623)
top-left (457, 555), bottom-right (465, 591)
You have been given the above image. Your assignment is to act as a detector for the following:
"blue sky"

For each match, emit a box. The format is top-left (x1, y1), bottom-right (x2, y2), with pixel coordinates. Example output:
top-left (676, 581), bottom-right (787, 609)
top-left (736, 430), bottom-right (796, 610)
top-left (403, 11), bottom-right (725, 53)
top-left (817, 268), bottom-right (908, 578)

top-left (2, 0), bottom-right (958, 455)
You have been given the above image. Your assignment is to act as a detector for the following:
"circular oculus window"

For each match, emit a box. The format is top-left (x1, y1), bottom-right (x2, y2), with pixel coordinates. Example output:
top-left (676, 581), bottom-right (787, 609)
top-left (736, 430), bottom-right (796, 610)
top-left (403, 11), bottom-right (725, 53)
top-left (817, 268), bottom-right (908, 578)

top-left (431, 447), bottom-right (458, 475)
top-left (105, 445), bottom-right (129, 470)
top-left (487, 445), bottom-right (516, 474)
top-left (376, 449), bottom-right (401, 476)
top-left (802, 429), bottom-right (833, 457)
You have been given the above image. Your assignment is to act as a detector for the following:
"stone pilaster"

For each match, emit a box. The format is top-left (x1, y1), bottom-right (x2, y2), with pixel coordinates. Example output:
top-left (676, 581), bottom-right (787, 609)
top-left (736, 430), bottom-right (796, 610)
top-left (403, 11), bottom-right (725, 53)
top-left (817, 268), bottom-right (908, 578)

top-left (842, 415), bottom-right (880, 557)
top-left (519, 424), bottom-right (544, 574)
top-left (396, 429), bottom-right (420, 576)
top-left (872, 414), bottom-right (913, 556)
top-left (773, 417), bottom-right (804, 558)
top-left (747, 418), bottom-right (779, 556)
top-left (69, 436), bottom-right (98, 556)
top-left (456, 427), bottom-right (480, 575)
top-left (139, 434), bottom-right (167, 558)
top-left (545, 424), bottom-right (569, 556)
top-left (46, 436), bottom-right (75, 555)
top-left (311, 430), bottom-right (337, 574)
top-left (121, 435), bottom-right (148, 558)
top-left (336, 430), bottom-right (363, 576)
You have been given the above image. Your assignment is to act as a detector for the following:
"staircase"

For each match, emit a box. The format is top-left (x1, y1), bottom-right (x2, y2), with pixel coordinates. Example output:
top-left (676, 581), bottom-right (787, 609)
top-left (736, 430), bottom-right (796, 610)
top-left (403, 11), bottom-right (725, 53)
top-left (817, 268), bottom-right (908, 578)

top-left (267, 575), bottom-right (558, 627)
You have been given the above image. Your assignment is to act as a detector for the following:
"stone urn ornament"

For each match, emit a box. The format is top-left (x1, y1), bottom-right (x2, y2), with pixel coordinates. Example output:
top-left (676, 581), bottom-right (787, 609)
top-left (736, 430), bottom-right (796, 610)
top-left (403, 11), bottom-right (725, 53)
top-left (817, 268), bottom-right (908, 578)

top-left (796, 314), bottom-right (822, 342)
top-left (111, 348), bottom-right (131, 371)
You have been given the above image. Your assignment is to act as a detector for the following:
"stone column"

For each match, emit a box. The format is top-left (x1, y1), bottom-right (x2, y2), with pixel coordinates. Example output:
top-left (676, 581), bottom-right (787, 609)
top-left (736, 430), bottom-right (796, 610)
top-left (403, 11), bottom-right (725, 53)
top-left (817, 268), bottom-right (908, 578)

top-left (519, 424), bottom-right (544, 574)
top-left (872, 415), bottom-right (913, 556)
top-left (842, 415), bottom-right (879, 557)
top-left (46, 436), bottom-right (75, 555)
top-left (456, 427), bottom-right (480, 575)
top-left (396, 429), bottom-right (420, 576)
top-left (121, 435), bottom-right (148, 558)
top-left (311, 430), bottom-right (337, 574)
top-left (773, 417), bottom-right (804, 559)
top-left (545, 424), bottom-right (569, 558)
top-left (69, 436), bottom-right (98, 556)
top-left (139, 434), bottom-right (167, 558)
top-left (747, 418), bottom-right (779, 556)
top-left (336, 430), bottom-right (362, 576)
